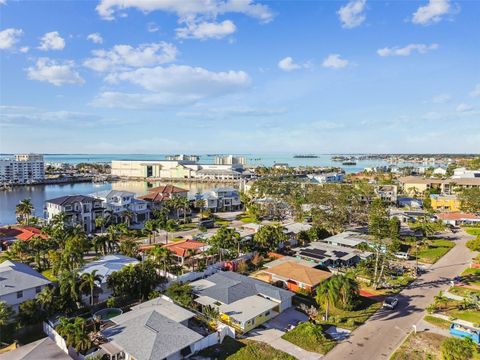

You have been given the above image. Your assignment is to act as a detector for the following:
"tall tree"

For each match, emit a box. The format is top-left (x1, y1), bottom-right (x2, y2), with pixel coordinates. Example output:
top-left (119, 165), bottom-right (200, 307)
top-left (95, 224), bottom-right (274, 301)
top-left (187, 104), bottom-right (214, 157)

top-left (150, 245), bottom-right (173, 274)
top-left (368, 199), bottom-right (391, 289)
top-left (119, 239), bottom-right (139, 258)
top-left (208, 226), bottom-right (241, 260)
top-left (79, 270), bottom-right (103, 306)
top-left (459, 188), bottom-right (480, 213)
top-left (16, 198), bottom-right (34, 225)
top-left (253, 224), bottom-right (287, 254)
top-left (0, 301), bottom-right (13, 327)
top-left (315, 278), bottom-right (339, 321)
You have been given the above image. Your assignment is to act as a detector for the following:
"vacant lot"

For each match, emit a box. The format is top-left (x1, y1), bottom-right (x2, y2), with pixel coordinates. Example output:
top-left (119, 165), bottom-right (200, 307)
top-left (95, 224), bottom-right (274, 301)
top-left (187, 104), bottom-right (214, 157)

top-left (417, 239), bottom-right (454, 264)
top-left (390, 332), bottom-right (446, 360)
top-left (281, 322), bottom-right (336, 354)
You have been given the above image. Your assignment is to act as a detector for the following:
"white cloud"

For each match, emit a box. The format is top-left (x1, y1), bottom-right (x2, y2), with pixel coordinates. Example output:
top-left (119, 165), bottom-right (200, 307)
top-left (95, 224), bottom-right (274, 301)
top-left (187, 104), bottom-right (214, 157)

top-left (412, 0), bottom-right (452, 25)
top-left (432, 93), bottom-right (451, 103)
top-left (456, 103), bottom-right (474, 113)
top-left (278, 57), bottom-right (302, 71)
top-left (84, 41), bottom-right (177, 72)
top-left (176, 20), bottom-right (236, 40)
top-left (469, 84), bottom-right (480, 98)
top-left (26, 58), bottom-right (84, 86)
top-left (147, 22), bottom-right (160, 32)
top-left (92, 64), bottom-right (251, 109)
top-left (96, 0), bottom-right (274, 23)
top-left (0, 0), bottom-right (6, 5)
top-left (377, 43), bottom-right (438, 57)
top-left (38, 31), bottom-right (65, 51)
top-left (322, 54), bottom-right (349, 69)
top-left (19, 46), bottom-right (29, 53)
top-left (0, 28), bottom-right (23, 50)
top-left (87, 32), bottom-right (103, 44)
top-left (337, 0), bottom-right (367, 29)
top-left (177, 106), bottom-right (287, 119)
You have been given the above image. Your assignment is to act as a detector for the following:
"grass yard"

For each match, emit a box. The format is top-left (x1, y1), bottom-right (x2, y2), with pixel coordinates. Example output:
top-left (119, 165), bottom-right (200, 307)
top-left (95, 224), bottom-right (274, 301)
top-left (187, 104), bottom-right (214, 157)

top-left (423, 315), bottom-right (451, 330)
top-left (448, 309), bottom-right (480, 325)
top-left (237, 213), bottom-right (258, 223)
top-left (449, 286), bottom-right (480, 297)
top-left (41, 268), bottom-right (58, 282)
top-left (177, 223), bottom-right (198, 230)
top-left (390, 331), bottom-right (446, 360)
top-left (462, 267), bottom-right (480, 288)
top-left (197, 337), bottom-right (295, 360)
top-left (464, 227), bottom-right (480, 236)
top-left (281, 322), bottom-right (336, 354)
top-left (417, 239), bottom-right (454, 264)
top-left (317, 296), bottom-right (383, 331)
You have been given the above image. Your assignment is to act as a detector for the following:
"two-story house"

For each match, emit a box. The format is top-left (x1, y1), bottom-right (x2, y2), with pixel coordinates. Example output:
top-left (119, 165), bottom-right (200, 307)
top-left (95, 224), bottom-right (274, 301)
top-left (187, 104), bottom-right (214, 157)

top-left (194, 188), bottom-right (242, 213)
top-left (45, 195), bottom-right (103, 233)
top-left (90, 190), bottom-right (150, 224)
top-left (0, 260), bottom-right (51, 313)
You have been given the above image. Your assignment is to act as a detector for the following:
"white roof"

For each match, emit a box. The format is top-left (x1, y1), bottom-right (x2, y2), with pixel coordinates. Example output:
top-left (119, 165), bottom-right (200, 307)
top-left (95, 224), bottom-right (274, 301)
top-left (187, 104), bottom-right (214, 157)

top-left (220, 295), bottom-right (278, 323)
top-left (322, 231), bottom-right (368, 247)
top-left (283, 222), bottom-right (312, 234)
top-left (79, 255), bottom-right (138, 283)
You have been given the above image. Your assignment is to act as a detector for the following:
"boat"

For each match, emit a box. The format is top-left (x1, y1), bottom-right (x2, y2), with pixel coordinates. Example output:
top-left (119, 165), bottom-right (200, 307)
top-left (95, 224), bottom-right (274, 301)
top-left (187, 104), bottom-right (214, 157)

top-left (342, 161), bottom-right (357, 166)
top-left (293, 154), bottom-right (319, 158)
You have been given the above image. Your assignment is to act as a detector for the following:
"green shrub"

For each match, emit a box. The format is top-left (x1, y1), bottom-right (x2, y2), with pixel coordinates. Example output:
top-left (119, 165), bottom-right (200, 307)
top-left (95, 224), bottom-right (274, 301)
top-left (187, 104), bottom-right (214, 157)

top-left (440, 337), bottom-right (475, 360)
top-left (466, 237), bottom-right (480, 252)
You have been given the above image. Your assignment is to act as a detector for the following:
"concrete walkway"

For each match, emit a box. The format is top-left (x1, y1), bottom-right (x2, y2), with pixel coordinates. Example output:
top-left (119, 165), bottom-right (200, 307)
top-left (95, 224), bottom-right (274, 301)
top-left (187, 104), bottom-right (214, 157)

top-left (324, 230), bottom-right (476, 360)
top-left (248, 328), bottom-right (322, 360)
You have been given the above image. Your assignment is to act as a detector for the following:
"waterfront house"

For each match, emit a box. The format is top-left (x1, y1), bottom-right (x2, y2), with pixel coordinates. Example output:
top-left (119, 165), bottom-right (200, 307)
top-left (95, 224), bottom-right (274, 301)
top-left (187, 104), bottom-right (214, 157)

top-left (139, 185), bottom-right (189, 211)
top-left (190, 271), bottom-right (293, 333)
top-left (79, 254), bottom-right (138, 303)
top-left (0, 260), bottom-right (51, 313)
top-left (45, 195), bottom-right (103, 233)
top-left (100, 296), bottom-right (204, 360)
top-left (259, 261), bottom-right (332, 294)
top-left (90, 190), bottom-right (150, 224)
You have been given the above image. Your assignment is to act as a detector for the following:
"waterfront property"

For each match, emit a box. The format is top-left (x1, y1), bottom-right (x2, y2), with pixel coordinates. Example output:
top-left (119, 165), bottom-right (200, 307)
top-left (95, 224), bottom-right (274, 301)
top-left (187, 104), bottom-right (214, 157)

top-left (45, 195), bottom-right (103, 233)
top-left (0, 260), bottom-right (51, 313)
top-left (0, 153), bottom-right (45, 185)
top-left (139, 185), bottom-right (189, 209)
top-left (79, 255), bottom-right (139, 303)
top-left (190, 271), bottom-right (293, 333)
top-left (90, 190), bottom-right (150, 224)
top-left (100, 296), bottom-right (205, 360)
top-left (259, 260), bottom-right (332, 294)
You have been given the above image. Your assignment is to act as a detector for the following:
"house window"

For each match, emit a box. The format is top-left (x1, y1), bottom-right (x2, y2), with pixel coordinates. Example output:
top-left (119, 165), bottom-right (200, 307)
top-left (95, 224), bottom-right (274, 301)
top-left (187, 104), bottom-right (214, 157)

top-left (35, 286), bottom-right (41, 294)
top-left (17, 290), bottom-right (23, 298)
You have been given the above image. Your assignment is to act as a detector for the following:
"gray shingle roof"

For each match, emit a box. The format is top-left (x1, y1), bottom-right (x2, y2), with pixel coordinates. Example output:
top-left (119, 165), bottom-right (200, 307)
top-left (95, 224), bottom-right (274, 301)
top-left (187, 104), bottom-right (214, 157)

top-left (0, 260), bottom-right (51, 296)
top-left (193, 271), bottom-right (293, 305)
top-left (103, 310), bottom-right (203, 360)
top-left (0, 337), bottom-right (71, 360)
top-left (46, 195), bottom-right (97, 206)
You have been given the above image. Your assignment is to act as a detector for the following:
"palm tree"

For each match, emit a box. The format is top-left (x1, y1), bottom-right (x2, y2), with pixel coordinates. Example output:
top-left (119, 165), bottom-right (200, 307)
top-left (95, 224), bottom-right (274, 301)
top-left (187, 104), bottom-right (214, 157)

top-left (36, 286), bottom-right (56, 316)
top-left (56, 317), bottom-right (92, 353)
top-left (95, 216), bottom-right (105, 233)
top-left (16, 198), bottom-right (34, 225)
top-left (106, 225), bottom-right (119, 253)
top-left (144, 219), bottom-right (157, 245)
top-left (59, 270), bottom-right (81, 308)
top-left (315, 278), bottom-right (340, 322)
top-left (178, 197), bottom-right (190, 223)
top-left (92, 235), bottom-right (108, 255)
top-left (119, 239), bottom-right (139, 258)
top-left (150, 246), bottom-right (173, 275)
top-left (79, 270), bottom-right (103, 306)
top-left (121, 209), bottom-right (134, 227)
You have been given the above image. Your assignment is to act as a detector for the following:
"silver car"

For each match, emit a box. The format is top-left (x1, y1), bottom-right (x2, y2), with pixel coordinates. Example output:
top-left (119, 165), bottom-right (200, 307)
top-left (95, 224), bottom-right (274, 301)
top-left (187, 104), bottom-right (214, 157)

top-left (383, 297), bottom-right (399, 309)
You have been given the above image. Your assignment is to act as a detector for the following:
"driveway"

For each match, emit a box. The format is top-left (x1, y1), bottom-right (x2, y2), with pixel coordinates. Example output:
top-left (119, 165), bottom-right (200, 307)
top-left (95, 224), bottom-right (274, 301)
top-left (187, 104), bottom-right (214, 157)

top-left (323, 230), bottom-right (476, 360)
top-left (247, 308), bottom-right (322, 360)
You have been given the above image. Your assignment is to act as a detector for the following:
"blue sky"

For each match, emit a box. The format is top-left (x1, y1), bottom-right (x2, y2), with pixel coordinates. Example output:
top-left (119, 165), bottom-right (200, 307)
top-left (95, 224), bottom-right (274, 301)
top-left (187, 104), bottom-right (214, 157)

top-left (1, 0), bottom-right (479, 154)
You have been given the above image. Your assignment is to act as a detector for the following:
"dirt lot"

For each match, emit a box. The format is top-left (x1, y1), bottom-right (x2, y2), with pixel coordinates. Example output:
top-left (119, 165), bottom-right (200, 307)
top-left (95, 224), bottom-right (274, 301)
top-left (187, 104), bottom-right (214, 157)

top-left (391, 331), bottom-right (446, 360)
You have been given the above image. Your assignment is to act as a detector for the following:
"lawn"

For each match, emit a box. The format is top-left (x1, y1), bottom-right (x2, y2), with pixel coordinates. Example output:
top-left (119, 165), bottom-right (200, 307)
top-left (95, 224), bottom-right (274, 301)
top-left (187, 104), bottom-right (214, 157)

top-left (423, 315), bottom-right (451, 330)
top-left (281, 322), bottom-right (336, 354)
top-left (177, 223), bottom-right (198, 230)
top-left (237, 213), bottom-right (258, 223)
top-left (464, 227), bottom-right (480, 236)
top-left (449, 286), bottom-right (480, 298)
top-left (416, 239), bottom-right (454, 264)
top-left (317, 296), bottom-right (383, 331)
top-left (390, 331), bottom-right (446, 360)
top-left (41, 268), bottom-right (58, 282)
top-left (197, 337), bottom-right (294, 360)
top-left (448, 309), bottom-right (480, 325)
top-left (461, 267), bottom-right (480, 287)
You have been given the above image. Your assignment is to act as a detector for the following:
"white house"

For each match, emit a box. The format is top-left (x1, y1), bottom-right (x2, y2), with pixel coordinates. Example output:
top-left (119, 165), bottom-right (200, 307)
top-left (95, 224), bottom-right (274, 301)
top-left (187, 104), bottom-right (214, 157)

top-left (452, 167), bottom-right (480, 179)
top-left (193, 188), bottom-right (242, 212)
top-left (307, 172), bottom-right (344, 184)
top-left (90, 190), bottom-right (150, 224)
top-left (0, 260), bottom-right (51, 313)
top-left (45, 195), bottom-right (104, 233)
top-left (433, 167), bottom-right (447, 176)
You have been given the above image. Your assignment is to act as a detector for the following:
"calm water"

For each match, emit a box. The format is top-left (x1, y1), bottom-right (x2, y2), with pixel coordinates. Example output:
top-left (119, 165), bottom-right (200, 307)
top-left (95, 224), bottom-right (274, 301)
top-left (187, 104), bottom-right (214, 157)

top-left (0, 180), bottom-right (230, 226)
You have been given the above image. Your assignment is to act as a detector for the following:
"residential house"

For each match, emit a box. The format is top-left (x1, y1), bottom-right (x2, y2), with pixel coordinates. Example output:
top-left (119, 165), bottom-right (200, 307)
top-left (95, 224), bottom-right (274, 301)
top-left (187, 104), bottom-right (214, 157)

top-left (397, 197), bottom-right (423, 209)
top-left (91, 190), bottom-right (150, 224)
top-left (0, 260), bottom-right (51, 313)
top-left (374, 185), bottom-right (398, 203)
top-left (433, 167), bottom-right (447, 176)
top-left (260, 261), bottom-right (332, 293)
top-left (194, 188), bottom-right (242, 213)
top-left (100, 296), bottom-right (205, 360)
top-left (45, 195), bottom-right (103, 233)
top-left (452, 167), bottom-right (480, 179)
top-left (282, 222), bottom-right (312, 247)
top-left (191, 271), bottom-right (293, 333)
top-left (0, 337), bottom-right (71, 360)
top-left (399, 176), bottom-right (480, 195)
top-left (163, 240), bottom-right (213, 269)
top-left (307, 172), bottom-right (344, 184)
top-left (79, 255), bottom-right (138, 302)
top-left (321, 231), bottom-right (369, 248)
top-left (436, 213), bottom-right (480, 226)
top-left (139, 185), bottom-right (189, 211)
top-left (430, 194), bottom-right (461, 212)
top-left (296, 242), bottom-right (372, 268)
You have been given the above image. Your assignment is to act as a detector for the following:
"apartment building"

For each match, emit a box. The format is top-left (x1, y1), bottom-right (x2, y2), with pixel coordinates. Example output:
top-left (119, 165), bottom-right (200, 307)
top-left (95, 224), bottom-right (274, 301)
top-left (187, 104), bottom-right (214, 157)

top-left (45, 195), bottom-right (104, 233)
top-left (0, 153), bottom-right (45, 184)
top-left (214, 155), bottom-right (246, 166)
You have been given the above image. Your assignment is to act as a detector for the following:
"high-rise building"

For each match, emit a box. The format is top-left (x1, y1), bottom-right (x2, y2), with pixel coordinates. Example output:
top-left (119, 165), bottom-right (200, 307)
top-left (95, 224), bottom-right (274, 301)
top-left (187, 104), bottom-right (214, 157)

top-left (0, 153), bottom-right (45, 184)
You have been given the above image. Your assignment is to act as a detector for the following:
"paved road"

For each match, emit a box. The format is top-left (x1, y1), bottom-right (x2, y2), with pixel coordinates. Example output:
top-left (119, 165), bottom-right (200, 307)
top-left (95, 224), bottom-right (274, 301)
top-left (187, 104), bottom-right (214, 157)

top-left (324, 230), bottom-right (476, 360)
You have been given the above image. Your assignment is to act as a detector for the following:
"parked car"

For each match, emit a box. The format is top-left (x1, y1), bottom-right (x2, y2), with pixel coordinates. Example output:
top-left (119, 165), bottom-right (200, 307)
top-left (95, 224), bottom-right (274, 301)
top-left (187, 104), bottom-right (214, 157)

top-left (394, 252), bottom-right (409, 260)
top-left (383, 297), bottom-right (399, 309)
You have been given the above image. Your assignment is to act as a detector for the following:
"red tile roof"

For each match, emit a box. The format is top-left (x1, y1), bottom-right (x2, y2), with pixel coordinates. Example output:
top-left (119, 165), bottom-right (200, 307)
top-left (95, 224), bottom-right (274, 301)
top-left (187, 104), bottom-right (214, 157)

top-left (163, 240), bottom-right (207, 257)
top-left (139, 185), bottom-right (188, 203)
top-left (437, 212), bottom-right (480, 220)
top-left (15, 226), bottom-right (48, 241)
